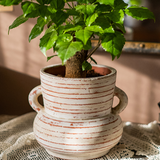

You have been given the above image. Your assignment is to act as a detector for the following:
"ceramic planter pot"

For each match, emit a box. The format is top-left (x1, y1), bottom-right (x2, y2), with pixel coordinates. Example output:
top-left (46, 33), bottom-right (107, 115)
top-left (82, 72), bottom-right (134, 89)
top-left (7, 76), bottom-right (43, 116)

top-left (29, 64), bottom-right (128, 160)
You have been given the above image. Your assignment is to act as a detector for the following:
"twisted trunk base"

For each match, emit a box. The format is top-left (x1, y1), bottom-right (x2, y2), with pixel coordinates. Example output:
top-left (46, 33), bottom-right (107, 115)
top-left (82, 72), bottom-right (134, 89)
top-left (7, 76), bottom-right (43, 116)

top-left (65, 50), bottom-right (88, 78)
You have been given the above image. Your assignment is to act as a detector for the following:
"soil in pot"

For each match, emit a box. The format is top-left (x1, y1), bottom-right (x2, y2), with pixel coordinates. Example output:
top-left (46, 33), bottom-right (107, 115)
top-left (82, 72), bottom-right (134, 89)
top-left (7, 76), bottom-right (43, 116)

top-left (44, 65), bottom-right (112, 78)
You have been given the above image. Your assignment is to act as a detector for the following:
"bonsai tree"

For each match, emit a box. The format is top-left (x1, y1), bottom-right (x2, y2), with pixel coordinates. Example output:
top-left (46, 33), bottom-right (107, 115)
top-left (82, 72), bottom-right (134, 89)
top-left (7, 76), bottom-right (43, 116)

top-left (0, 0), bottom-right (155, 78)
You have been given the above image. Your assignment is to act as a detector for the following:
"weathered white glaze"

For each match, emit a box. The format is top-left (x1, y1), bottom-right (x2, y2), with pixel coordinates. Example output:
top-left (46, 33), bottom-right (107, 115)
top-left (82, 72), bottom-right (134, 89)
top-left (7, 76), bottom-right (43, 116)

top-left (29, 64), bottom-right (128, 160)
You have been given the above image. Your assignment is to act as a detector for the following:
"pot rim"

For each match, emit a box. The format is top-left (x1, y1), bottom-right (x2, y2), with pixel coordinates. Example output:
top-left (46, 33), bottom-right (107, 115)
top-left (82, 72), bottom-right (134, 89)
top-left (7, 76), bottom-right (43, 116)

top-left (40, 64), bottom-right (116, 80)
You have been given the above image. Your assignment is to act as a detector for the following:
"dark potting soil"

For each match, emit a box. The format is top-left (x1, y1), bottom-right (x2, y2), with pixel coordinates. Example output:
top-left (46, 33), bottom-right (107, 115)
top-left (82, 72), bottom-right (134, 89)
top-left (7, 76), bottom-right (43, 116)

top-left (56, 69), bottom-right (103, 78)
top-left (86, 69), bottom-right (103, 78)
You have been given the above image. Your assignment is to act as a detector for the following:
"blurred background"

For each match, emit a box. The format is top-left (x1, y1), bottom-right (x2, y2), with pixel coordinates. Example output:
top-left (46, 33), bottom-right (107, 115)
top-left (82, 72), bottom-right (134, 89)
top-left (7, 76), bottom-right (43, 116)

top-left (0, 0), bottom-right (160, 123)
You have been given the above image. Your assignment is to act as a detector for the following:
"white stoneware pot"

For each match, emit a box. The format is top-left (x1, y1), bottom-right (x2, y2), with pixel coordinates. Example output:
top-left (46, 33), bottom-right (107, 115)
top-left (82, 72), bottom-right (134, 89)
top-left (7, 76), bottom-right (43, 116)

top-left (29, 64), bottom-right (128, 160)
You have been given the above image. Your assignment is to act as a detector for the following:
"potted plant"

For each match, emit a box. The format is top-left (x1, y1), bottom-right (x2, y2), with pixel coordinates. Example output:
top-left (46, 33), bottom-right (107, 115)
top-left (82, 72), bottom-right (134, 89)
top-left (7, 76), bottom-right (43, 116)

top-left (0, 0), bottom-right (155, 159)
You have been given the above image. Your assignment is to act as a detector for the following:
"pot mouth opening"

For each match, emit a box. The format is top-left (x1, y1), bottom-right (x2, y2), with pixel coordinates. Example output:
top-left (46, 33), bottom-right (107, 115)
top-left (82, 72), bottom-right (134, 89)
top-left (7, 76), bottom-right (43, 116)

top-left (42, 64), bottom-right (116, 78)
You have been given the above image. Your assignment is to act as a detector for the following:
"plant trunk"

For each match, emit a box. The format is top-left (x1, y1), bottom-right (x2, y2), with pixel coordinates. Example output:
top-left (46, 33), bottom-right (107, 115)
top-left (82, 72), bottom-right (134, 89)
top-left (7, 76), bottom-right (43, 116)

top-left (65, 50), bottom-right (88, 78)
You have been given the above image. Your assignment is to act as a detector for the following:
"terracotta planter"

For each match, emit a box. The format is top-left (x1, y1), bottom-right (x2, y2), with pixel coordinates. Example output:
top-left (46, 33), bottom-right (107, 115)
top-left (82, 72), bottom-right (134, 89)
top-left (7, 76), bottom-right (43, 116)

top-left (29, 64), bottom-right (128, 160)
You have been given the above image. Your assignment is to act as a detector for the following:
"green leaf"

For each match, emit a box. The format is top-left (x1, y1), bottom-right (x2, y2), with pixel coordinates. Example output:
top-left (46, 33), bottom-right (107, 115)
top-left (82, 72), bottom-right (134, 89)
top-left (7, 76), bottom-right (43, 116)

top-left (83, 39), bottom-right (92, 50)
top-left (86, 4), bottom-right (97, 15)
top-left (25, 10), bottom-right (40, 18)
top-left (0, 0), bottom-right (22, 6)
top-left (66, 0), bottom-right (75, 2)
top-left (125, 6), bottom-right (155, 21)
top-left (8, 15), bottom-right (29, 33)
top-left (129, 0), bottom-right (141, 6)
top-left (108, 9), bottom-right (125, 33)
top-left (82, 61), bottom-right (92, 71)
top-left (45, 25), bottom-right (56, 34)
top-left (95, 4), bottom-right (112, 12)
top-left (29, 17), bottom-right (49, 42)
top-left (108, 9), bottom-right (124, 26)
top-left (64, 25), bottom-right (82, 33)
top-left (66, 8), bottom-right (79, 16)
top-left (47, 6), bottom-right (57, 14)
top-left (97, 0), bottom-right (114, 7)
top-left (36, 0), bottom-right (51, 5)
top-left (75, 29), bottom-right (93, 45)
top-left (56, 34), bottom-right (73, 44)
top-left (46, 24), bottom-right (65, 36)
top-left (47, 55), bottom-right (57, 61)
top-left (51, 10), bottom-right (69, 26)
top-left (50, 0), bottom-right (65, 10)
top-left (24, 4), bottom-right (49, 18)
top-left (104, 26), bottom-right (115, 33)
top-left (21, 1), bottom-right (40, 17)
top-left (86, 13), bottom-right (98, 26)
top-left (47, 21), bottom-right (53, 28)
top-left (75, 4), bottom-right (97, 15)
top-left (74, 16), bottom-right (85, 25)
top-left (116, 23), bottom-right (125, 33)
top-left (57, 26), bottom-right (66, 35)
top-left (39, 30), bottom-right (58, 56)
top-left (95, 15), bottom-right (114, 33)
top-left (56, 41), bottom-right (83, 64)
top-left (75, 5), bottom-right (85, 12)
top-left (114, 0), bottom-right (128, 10)
top-left (101, 31), bottom-right (125, 60)
top-left (54, 33), bottom-right (73, 51)
top-left (38, 6), bottom-right (51, 18)
top-left (86, 25), bottom-right (104, 34)
top-left (77, 0), bottom-right (96, 4)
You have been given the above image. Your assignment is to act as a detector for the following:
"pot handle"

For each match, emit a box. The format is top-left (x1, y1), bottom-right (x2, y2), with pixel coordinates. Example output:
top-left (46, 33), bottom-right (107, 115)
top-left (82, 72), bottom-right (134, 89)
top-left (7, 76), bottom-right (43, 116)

top-left (111, 86), bottom-right (128, 115)
top-left (28, 85), bottom-right (44, 112)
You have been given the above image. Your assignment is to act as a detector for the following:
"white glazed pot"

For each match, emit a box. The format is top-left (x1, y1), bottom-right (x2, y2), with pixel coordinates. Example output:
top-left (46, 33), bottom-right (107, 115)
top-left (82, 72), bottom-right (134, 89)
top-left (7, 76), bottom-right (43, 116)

top-left (29, 64), bottom-right (128, 160)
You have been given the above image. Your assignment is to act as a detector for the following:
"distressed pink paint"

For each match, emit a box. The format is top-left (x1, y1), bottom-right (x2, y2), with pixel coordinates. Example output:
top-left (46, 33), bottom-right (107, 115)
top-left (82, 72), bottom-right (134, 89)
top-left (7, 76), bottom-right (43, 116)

top-left (28, 64), bottom-right (128, 160)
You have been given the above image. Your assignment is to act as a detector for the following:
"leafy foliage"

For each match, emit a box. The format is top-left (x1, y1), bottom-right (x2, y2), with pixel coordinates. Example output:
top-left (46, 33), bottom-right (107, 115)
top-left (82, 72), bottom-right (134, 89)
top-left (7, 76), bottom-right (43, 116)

top-left (8, 15), bottom-right (29, 32)
top-left (101, 31), bottom-right (125, 60)
top-left (0, 0), bottom-right (155, 69)
top-left (82, 61), bottom-right (92, 71)
top-left (125, 6), bottom-right (155, 21)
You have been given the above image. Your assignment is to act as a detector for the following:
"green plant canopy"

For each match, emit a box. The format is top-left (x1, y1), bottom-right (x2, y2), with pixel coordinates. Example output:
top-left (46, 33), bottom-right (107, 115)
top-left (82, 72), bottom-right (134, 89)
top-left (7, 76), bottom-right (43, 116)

top-left (0, 0), bottom-right (155, 68)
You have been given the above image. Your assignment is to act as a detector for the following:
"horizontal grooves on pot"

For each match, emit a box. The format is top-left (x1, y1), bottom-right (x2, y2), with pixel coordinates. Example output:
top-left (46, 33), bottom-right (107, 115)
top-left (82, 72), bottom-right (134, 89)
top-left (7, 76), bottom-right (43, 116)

top-left (40, 71), bottom-right (116, 119)
top-left (34, 112), bottom-right (122, 153)
top-left (35, 120), bottom-right (122, 135)
top-left (35, 134), bottom-right (121, 147)
top-left (42, 88), bottom-right (114, 99)
top-left (42, 86), bottom-right (114, 95)
top-left (45, 105), bottom-right (110, 115)
top-left (35, 124), bottom-right (121, 139)
top-left (41, 80), bottom-right (115, 89)
top-left (37, 116), bottom-right (119, 129)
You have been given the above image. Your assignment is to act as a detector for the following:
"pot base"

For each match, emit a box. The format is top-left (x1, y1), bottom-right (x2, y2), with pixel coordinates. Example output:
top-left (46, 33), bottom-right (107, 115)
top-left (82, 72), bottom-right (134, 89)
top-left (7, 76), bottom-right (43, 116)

top-left (46, 149), bottom-right (110, 160)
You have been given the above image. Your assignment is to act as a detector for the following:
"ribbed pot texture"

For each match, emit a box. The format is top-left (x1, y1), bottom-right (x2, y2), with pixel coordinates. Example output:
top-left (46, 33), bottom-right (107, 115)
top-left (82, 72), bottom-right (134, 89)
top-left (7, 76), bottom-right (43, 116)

top-left (29, 64), bottom-right (128, 160)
